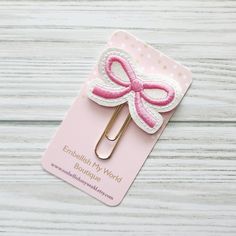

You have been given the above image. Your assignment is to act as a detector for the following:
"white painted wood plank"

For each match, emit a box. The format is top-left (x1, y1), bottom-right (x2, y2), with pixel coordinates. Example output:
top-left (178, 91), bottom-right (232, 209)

top-left (0, 0), bottom-right (236, 235)
top-left (0, 1), bottom-right (235, 121)
top-left (0, 56), bottom-right (235, 121)
top-left (0, 122), bottom-right (236, 235)
top-left (0, 122), bottom-right (236, 179)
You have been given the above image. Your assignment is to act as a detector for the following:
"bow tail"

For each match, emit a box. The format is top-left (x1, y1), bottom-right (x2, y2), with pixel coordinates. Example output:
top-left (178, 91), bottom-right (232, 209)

top-left (134, 93), bottom-right (159, 128)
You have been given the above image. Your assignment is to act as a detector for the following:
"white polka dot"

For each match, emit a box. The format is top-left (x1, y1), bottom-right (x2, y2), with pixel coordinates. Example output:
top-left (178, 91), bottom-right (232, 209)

top-left (121, 43), bottom-right (125, 48)
top-left (173, 64), bottom-right (177, 69)
top-left (147, 53), bottom-right (151, 59)
top-left (137, 47), bottom-right (142, 52)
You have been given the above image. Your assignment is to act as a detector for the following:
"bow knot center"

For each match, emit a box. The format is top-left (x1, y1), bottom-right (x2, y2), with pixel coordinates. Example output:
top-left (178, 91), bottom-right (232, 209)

top-left (131, 79), bottom-right (143, 92)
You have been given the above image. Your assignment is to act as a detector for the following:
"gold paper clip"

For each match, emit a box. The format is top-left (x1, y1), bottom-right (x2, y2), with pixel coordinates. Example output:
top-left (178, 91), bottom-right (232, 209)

top-left (95, 104), bottom-right (132, 160)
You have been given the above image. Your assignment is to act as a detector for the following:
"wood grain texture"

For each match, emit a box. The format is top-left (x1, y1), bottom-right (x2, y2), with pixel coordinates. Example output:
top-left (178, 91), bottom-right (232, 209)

top-left (0, 0), bottom-right (236, 235)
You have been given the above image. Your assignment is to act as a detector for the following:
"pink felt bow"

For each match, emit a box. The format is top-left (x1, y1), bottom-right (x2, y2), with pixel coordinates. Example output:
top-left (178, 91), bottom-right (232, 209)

top-left (91, 55), bottom-right (175, 129)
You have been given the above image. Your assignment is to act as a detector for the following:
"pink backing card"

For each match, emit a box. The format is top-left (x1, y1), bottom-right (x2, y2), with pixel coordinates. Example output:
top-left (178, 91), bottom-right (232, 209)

top-left (41, 31), bottom-right (192, 206)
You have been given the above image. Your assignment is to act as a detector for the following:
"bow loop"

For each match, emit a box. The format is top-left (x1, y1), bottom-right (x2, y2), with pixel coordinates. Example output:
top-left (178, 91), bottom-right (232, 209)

top-left (142, 82), bottom-right (175, 106)
top-left (105, 55), bottom-right (134, 87)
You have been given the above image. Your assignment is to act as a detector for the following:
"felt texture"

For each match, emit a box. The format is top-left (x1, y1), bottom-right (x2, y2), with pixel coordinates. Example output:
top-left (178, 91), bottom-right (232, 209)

top-left (88, 48), bottom-right (182, 134)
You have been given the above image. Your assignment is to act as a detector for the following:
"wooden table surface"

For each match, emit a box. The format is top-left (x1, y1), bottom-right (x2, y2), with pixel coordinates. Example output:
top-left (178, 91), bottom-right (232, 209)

top-left (1, 0), bottom-right (236, 235)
